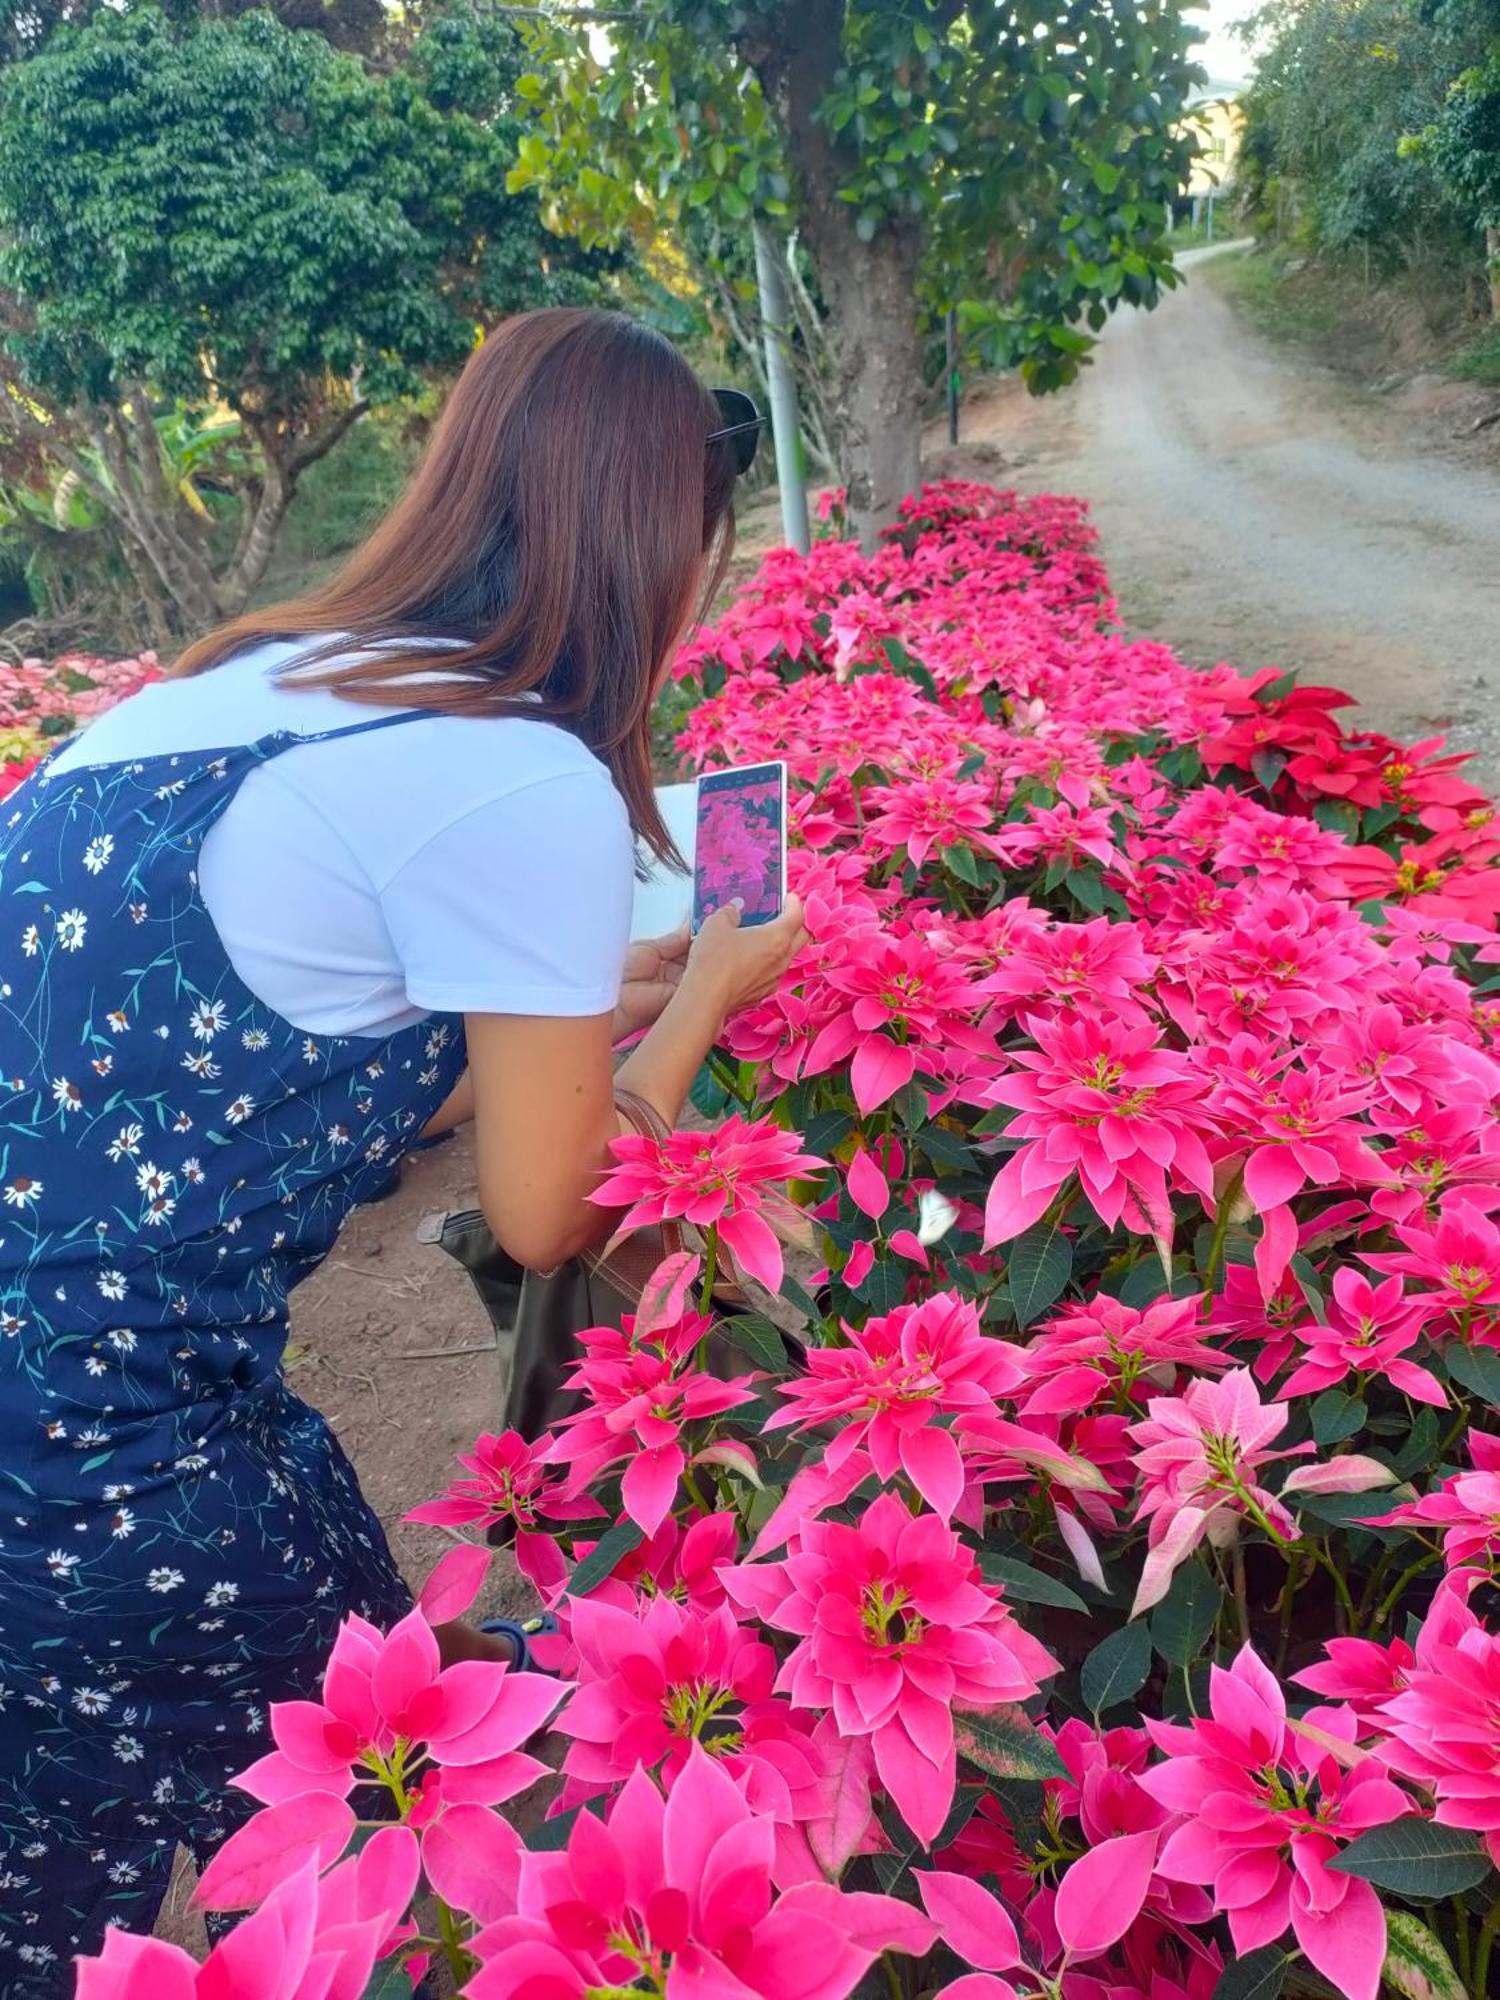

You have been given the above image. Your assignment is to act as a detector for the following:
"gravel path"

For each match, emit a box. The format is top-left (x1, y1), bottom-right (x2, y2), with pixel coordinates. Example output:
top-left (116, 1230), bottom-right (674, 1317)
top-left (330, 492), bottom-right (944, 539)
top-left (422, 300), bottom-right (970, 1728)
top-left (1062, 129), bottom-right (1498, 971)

top-left (950, 244), bottom-right (1500, 788)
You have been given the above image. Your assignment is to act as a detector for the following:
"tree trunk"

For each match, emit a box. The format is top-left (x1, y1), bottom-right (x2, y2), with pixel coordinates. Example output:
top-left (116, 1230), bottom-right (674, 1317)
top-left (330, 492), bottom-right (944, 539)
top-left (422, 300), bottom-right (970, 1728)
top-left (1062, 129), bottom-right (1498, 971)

top-left (741, 0), bottom-right (926, 551)
top-left (807, 217), bottom-right (924, 550)
top-left (1488, 226), bottom-right (1500, 320)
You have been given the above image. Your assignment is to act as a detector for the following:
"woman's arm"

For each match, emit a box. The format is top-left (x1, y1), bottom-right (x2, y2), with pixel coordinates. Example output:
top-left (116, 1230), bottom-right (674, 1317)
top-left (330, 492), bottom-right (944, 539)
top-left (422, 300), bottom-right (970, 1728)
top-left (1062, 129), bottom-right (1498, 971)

top-left (465, 897), bottom-right (806, 1270)
top-left (420, 923), bottom-right (696, 1143)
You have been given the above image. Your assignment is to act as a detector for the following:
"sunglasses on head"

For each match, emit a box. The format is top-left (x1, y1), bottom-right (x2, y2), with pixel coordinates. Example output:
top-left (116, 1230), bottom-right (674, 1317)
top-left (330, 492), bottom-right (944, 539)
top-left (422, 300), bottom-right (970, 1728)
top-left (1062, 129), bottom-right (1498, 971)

top-left (708, 387), bottom-right (765, 477)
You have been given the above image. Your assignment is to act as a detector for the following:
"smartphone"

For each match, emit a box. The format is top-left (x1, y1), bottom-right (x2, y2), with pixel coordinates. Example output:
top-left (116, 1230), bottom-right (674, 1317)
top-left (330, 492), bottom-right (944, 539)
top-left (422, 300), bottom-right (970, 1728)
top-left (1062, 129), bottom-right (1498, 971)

top-left (692, 761), bottom-right (787, 934)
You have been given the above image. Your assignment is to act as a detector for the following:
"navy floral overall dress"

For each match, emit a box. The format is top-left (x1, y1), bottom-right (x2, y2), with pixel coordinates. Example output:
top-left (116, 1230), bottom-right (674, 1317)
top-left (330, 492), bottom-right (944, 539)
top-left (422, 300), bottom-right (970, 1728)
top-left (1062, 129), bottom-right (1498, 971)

top-left (0, 715), bottom-right (467, 1995)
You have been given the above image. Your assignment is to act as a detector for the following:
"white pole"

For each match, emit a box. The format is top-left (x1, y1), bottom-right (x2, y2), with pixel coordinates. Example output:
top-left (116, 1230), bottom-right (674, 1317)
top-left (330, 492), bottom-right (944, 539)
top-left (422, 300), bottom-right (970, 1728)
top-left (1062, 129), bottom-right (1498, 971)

top-left (753, 218), bottom-right (811, 555)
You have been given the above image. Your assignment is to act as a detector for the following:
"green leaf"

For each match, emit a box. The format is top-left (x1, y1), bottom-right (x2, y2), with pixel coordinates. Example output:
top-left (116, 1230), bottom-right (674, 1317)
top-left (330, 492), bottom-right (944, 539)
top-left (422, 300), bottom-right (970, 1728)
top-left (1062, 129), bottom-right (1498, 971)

top-left (1005, 1218), bottom-right (1072, 1329)
top-left (1250, 749), bottom-right (1286, 790)
top-left (1328, 1819), bottom-right (1493, 1897)
top-left (689, 1061), bottom-right (731, 1121)
top-left (360, 1961), bottom-right (426, 1999)
top-left (1381, 1910), bottom-right (1467, 2000)
top-left (1393, 1406), bottom-right (1440, 1481)
top-left (1292, 1491), bottom-right (1407, 1539)
top-left (1081, 1620), bottom-right (1152, 1716)
top-left (979, 1553), bottom-right (1088, 1613)
top-left (779, 1268), bottom-right (820, 1320)
top-left (855, 1253), bottom-right (907, 1315)
top-left (1311, 1388), bottom-right (1367, 1445)
top-left (524, 1799), bottom-right (604, 1850)
top-left (802, 1108), bottom-right (854, 1157)
top-left (1210, 1947), bottom-right (1287, 2000)
top-left (566, 1518), bottom-right (644, 1599)
top-left (723, 1312), bottom-right (790, 1375)
top-left (1149, 1563), bottom-right (1223, 1667)
top-left (1117, 1257), bottom-right (1186, 1309)
top-left (914, 1124), bottom-right (978, 1176)
top-left (1065, 866), bottom-right (1105, 913)
top-left (1445, 1342), bottom-right (1500, 1406)
top-left (943, 842), bottom-right (982, 889)
top-left (953, 1704), bottom-right (1069, 1781)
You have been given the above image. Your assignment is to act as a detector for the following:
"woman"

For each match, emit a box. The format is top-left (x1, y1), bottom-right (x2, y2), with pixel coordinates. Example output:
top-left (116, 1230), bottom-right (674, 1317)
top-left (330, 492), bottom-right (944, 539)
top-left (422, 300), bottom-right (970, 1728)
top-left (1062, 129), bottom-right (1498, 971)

top-left (0, 307), bottom-right (805, 1993)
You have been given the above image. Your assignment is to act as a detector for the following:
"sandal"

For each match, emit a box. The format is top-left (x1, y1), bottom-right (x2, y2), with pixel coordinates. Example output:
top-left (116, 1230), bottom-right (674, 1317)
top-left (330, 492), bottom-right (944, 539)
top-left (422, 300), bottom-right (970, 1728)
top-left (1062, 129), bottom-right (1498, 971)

top-left (479, 1610), bottom-right (559, 1673)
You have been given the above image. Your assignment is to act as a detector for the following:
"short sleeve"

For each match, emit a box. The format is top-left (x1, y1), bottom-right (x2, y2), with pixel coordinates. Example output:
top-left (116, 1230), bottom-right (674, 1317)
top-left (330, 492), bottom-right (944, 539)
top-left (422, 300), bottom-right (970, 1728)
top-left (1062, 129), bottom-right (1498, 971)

top-left (379, 768), bottom-right (634, 1017)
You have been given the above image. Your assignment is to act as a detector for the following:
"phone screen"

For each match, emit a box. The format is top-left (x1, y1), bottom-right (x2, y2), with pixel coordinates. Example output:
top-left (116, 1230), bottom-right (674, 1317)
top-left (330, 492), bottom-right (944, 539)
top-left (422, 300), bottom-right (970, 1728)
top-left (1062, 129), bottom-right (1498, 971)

top-left (693, 762), bottom-right (786, 932)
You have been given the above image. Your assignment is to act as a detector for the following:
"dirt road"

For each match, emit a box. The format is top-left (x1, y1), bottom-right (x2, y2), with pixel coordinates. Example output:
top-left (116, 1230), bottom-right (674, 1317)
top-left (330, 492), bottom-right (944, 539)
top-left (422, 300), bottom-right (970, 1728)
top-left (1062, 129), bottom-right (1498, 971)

top-left (950, 244), bottom-right (1500, 788)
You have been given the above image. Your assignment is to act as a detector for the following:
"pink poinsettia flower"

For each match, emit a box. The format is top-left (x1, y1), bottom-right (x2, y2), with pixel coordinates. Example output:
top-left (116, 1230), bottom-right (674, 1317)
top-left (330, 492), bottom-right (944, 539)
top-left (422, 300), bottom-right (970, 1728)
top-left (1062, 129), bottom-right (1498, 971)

top-left (75, 1844), bottom-right (413, 2000)
top-left (980, 915), bottom-right (1157, 1023)
top-left (1127, 1369), bottom-right (1306, 1614)
top-left (1376, 1585), bottom-right (1500, 1861)
top-left (566, 1507), bottom-right (742, 1614)
top-left (1280, 1268), bottom-right (1445, 1406)
top-left (1036, 1719), bottom-right (1214, 1951)
top-left (863, 774), bottom-right (999, 869)
top-left (540, 1324), bottom-right (757, 1536)
top-left (993, 799), bottom-right (1121, 872)
top-left (1366, 1192), bottom-right (1500, 1325)
top-left (234, 1607), bottom-right (567, 1811)
top-left (1020, 1294), bottom-right (1227, 1416)
top-left (1141, 1647), bottom-right (1412, 2000)
top-left (982, 1011), bottom-right (1216, 1245)
top-left (1292, 1633), bottom-right (1417, 1720)
top-left (466, 1746), bottom-right (936, 1999)
top-left (722, 1491), bottom-right (1057, 1843)
top-left (1210, 1045), bottom-right (1387, 1296)
top-left (1373, 1431), bottom-right (1500, 1570)
top-left (405, 1428), bottom-right (591, 1600)
top-left (552, 1593), bottom-right (823, 1831)
top-left (802, 924), bottom-right (1000, 1113)
top-left (591, 1114), bottom-right (826, 1293)
top-left (763, 1292), bottom-right (1027, 1518)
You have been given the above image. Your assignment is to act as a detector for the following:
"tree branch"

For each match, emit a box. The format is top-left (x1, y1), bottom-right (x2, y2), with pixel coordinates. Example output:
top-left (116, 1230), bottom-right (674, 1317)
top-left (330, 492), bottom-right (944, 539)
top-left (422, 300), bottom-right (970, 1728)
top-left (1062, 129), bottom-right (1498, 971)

top-left (286, 397), bottom-right (370, 478)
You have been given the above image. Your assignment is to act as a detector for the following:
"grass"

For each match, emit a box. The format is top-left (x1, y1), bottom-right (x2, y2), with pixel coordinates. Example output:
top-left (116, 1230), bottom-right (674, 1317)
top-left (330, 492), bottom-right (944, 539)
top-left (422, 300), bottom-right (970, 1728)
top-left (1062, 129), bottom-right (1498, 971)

top-left (1170, 213), bottom-right (1235, 252)
top-left (1443, 324), bottom-right (1500, 388)
top-left (1198, 243), bottom-right (1350, 349)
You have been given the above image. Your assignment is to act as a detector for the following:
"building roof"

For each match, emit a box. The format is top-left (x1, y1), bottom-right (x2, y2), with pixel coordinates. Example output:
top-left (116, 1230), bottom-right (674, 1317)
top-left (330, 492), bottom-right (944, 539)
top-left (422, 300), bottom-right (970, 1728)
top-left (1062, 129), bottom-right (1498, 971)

top-left (1188, 75), bottom-right (1248, 106)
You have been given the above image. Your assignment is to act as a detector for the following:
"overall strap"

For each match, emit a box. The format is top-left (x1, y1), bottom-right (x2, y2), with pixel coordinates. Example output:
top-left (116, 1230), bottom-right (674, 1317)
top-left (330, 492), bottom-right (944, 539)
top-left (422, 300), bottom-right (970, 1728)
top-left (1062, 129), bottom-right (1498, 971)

top-left (264, 707), bottom-right (439, 754)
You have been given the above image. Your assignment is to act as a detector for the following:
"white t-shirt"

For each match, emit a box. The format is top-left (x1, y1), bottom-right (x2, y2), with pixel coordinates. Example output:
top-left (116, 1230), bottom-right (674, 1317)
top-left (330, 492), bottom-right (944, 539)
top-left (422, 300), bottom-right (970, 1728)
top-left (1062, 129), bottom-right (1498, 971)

top-left (51, 639), bottom-right (634, 1038)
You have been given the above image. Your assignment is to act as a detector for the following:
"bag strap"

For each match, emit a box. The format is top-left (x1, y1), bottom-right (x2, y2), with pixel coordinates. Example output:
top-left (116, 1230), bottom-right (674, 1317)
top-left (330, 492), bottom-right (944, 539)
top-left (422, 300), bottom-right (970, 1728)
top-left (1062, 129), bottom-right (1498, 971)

top-left (613, 1086), bottom-right (671, 1146)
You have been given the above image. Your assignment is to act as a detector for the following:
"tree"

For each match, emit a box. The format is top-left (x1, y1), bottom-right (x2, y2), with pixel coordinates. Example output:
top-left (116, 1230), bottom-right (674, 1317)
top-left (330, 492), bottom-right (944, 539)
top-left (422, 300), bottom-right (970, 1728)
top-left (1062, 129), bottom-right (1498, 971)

top-left (1238, 0), bottom-right (1498, 305)
top-left (1414, 42), bottom-right (1500, 314)
top-left (508, 0), bottom-right (1202, 546)
top-left (0, 5), bottom-right (613, 639)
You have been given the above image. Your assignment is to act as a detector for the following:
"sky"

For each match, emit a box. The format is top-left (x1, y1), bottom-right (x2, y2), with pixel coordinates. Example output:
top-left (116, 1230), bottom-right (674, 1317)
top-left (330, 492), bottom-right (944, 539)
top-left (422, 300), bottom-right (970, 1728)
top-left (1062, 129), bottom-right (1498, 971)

top-left (1195, 0), bottom-right (1258, 85)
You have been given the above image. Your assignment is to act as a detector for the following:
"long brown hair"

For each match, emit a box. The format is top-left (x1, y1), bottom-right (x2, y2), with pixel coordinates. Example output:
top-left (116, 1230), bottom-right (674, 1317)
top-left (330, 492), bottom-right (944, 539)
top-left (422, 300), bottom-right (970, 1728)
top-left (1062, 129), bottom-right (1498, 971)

top-left (175, 308), bottom-right (739, 862)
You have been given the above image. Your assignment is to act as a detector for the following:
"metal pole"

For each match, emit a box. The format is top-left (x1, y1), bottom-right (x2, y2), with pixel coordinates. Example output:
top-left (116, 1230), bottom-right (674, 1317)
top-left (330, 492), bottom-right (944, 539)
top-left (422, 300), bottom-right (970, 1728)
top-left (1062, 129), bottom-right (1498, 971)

top-left (753, 218), bottom-right (810, 556)
top-left (945, 307), bottom-right (959, 446)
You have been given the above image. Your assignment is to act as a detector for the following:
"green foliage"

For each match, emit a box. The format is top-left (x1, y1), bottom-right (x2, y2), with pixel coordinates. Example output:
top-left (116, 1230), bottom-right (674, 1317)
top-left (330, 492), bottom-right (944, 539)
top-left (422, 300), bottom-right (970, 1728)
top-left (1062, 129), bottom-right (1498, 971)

top-left (1239, 0), bottom-right (1496, 283)
top-left (1415, 47), bottom-right (1500, 225)
top-left (0, 5), bottom-right (605, 415)
top-left (505, 0), bottom-right (1204, 529)
top-left (1080, 1618), bottom-right (1152, 1715)
top-left (1329, 1818), bottom-right (1495, 1896)
top-left (0, 3), bottom-right (614, 640)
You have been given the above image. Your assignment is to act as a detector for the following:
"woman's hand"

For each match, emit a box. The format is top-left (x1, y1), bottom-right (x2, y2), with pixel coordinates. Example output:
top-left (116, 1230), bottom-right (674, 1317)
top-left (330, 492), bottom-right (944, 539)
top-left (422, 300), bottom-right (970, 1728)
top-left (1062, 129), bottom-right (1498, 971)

top-left (682, 894), bottom-right (808, 1022)
top-left (613, 926), bottom-right (690, 1041)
